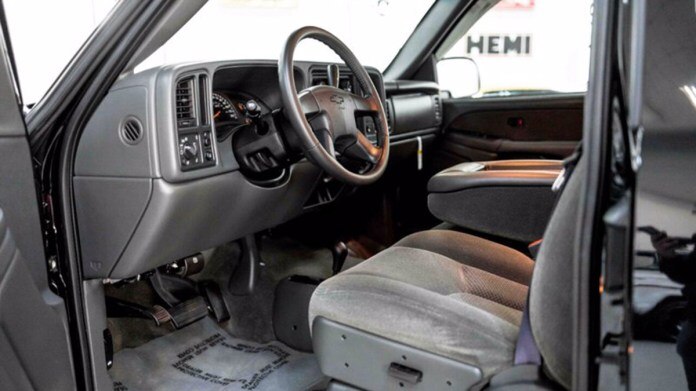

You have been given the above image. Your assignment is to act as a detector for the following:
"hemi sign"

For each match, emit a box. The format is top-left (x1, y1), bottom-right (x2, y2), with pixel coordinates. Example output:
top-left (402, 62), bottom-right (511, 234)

top-left (465, 35), bottom-right (532, 56)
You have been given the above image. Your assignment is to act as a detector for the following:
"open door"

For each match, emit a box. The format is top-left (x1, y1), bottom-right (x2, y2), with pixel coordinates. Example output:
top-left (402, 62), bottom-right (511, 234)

top-left (0, 7), bottom-right (76, 391)
top-left (431, 0), bottom-right (592, 171)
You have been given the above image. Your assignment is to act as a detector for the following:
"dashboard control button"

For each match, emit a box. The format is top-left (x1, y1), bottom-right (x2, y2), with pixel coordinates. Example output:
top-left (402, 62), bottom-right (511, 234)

top-left (178, 131), bottom-right (214, 171)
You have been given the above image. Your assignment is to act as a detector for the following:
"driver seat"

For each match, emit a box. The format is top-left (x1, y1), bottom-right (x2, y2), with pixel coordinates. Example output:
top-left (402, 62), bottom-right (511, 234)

top-left (308, 159), bottom-right (584, 390)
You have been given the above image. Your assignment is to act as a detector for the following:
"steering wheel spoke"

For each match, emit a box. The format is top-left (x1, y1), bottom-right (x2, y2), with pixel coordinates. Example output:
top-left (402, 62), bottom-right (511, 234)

top-left (315, 128), bottom-right (336, 158)
top-left (298, 90), bottom-right (321, 117)
top-left (352, 93), bottom-right (378, 113)
top-left (337, 131), bottom-right (381, 165)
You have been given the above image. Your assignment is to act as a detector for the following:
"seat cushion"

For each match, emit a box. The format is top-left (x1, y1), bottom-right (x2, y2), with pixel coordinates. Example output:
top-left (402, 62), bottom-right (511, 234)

top-left (309, 246), bottom-right (529, 378)
top-left (394, 230), bottom-right (535, 285)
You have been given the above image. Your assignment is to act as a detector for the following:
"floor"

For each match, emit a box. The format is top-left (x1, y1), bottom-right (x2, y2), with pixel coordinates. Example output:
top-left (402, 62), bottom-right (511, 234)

top-left (111, 317), bottom-right (327, 391)
top-left (631, 341), bottom-right (688, 391)
top-left (195, 236), bottom-right (363, 344)
top-left (107, 235), bottom-right (364, 390)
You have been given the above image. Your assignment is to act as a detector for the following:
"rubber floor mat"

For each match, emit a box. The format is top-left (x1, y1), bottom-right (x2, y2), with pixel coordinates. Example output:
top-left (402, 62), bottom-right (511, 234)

top-left (110, 318), bottom-right (326, 390)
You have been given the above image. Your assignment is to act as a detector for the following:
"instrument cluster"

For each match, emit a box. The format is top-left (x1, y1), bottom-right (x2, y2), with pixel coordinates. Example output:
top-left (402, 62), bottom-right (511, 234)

top-left (212, 92), bottom-right (263, 141)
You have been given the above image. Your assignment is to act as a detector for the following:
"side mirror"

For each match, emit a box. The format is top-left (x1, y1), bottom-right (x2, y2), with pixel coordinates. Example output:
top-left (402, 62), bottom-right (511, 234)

top-left (436, 57), bottom-right (480, 98)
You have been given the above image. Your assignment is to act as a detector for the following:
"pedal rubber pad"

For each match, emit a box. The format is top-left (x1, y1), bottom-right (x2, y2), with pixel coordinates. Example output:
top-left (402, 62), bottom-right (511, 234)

top-left (167, 296), bottom-right (209, 329)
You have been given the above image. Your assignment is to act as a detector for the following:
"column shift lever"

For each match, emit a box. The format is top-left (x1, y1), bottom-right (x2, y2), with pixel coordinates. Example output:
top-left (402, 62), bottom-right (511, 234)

top-left (331, 241), bottom-right (348, 276)
top-left (327, 64), bottom-right (340, 88)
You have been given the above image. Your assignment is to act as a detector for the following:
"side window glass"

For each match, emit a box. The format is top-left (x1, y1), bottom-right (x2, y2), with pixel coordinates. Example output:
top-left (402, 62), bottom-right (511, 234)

top-left (437, 0), bottom-right (593, 98)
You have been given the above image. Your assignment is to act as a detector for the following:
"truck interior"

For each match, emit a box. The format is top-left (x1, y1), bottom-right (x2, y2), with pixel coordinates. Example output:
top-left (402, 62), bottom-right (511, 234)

top-left (78, 2), bottom-right (587, 388)
top-left (1, 0), bottom-right (693, 390)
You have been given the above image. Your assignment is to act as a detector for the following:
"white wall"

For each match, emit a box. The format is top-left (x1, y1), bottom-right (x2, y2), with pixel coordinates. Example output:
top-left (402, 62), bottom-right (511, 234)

top-left (4, 0), bottom-right (433, 105)
top-left (4, 0), bottom-right (115, 104)
top-left (442, 0), bottom-right (593, 95)
top-left (136, 0), bottom-right (433, 72)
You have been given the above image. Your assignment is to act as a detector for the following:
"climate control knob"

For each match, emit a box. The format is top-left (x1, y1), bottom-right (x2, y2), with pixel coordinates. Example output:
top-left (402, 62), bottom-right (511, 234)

top-left (181, 140), bottom-right (198, 160)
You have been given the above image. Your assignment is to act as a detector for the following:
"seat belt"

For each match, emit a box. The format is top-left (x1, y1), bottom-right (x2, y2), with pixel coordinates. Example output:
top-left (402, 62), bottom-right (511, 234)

top-left (514, 298), bottom-right (542, 365)
top-left (514, 147), bottom-right (583, 366)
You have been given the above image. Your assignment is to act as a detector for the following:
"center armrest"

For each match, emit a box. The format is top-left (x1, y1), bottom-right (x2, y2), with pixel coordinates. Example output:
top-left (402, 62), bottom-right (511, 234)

top-left (428, 160), bottom-right (562, 193)
top-left (427, 160), bottom-right (563, 243)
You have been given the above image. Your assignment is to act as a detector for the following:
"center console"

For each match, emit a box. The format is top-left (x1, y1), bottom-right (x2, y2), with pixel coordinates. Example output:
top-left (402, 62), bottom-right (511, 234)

top-left (427, 160), bottom-right (563, 243)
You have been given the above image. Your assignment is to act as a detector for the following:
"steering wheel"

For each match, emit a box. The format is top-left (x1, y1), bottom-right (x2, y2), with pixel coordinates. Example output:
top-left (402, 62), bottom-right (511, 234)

top-left (279, 26), bottom-right (390, 186)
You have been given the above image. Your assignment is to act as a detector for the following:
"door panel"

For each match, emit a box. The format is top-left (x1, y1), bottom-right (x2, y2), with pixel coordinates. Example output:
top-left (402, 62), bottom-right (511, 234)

top-left (434, 93), bottom-right (583, 170)
top-left (0, 210), bottom-right (75, 391)
top-left (0, 10), bottom-right (76, 390)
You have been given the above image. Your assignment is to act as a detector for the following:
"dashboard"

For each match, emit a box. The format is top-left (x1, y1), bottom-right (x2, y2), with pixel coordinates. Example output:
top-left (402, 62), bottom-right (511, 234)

top-left (72, 60), bottom-right (441, 280)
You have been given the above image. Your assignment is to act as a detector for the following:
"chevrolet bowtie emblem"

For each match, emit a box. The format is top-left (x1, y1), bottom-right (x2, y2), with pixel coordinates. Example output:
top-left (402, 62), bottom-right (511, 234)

top-left (330, 95), bottom-right (345, 104)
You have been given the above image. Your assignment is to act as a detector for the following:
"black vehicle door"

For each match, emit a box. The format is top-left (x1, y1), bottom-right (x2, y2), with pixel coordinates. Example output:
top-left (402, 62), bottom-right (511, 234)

top-left (435, 93), bottom-right (583, 170)
top-left (0, 7), bottom-right (75, 391)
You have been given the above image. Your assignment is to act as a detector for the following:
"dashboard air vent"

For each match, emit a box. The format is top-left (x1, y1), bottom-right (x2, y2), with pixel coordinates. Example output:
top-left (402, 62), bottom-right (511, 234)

top-left (198, 74), bottom-right (209, 126)
top-left (176, 77), bottom-right (196, 128)
top-left (310, 67), bottom-right (355, 92)
top-left (310, 68), bottom-right (328, 86)
top-left (120, 118), bottom-right (143, 145)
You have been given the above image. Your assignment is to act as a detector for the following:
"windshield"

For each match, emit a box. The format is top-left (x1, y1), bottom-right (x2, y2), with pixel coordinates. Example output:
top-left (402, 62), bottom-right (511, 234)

top-left (136, 0), bottom-right (435, 73)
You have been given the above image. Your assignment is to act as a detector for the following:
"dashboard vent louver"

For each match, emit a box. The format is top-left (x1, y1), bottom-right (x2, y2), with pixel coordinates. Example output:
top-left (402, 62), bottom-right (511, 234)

top-left (176, 77), bottom-right (196, 128)
top-left (310, 68), bottom-right (328, 86)
top-left (310, 67), bottom-right (355, 92)
top-left (120, 118), bottom-right (143, 145)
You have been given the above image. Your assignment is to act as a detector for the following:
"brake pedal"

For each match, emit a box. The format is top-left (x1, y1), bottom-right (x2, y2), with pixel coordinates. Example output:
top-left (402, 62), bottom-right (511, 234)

top-left (165, 296), bottom-right (209, 329)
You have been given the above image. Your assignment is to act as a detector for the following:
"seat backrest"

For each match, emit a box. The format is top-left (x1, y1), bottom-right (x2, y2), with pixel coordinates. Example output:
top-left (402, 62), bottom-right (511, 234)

top-left (529, 157), bottom-right (586, 389)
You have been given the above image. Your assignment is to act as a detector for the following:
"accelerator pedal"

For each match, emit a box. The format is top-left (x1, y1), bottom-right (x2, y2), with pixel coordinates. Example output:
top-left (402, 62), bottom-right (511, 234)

top-left (200, 280), bottom-right (230, 322)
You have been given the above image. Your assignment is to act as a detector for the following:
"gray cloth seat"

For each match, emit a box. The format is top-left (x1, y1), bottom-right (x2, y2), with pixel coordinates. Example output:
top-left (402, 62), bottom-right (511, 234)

top-left (309, 231), bottom-right (535, 378)
top-left (394, 229), bottom-right (535, 286)
top-left (309, 158), bottom-right (584, 389)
